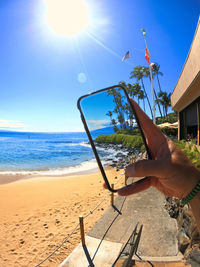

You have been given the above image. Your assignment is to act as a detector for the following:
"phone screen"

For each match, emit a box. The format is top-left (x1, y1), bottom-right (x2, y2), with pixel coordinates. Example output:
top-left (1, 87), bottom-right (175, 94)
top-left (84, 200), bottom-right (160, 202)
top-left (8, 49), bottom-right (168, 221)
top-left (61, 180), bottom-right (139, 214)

top-left (77, 85), bottom-right (150, 192)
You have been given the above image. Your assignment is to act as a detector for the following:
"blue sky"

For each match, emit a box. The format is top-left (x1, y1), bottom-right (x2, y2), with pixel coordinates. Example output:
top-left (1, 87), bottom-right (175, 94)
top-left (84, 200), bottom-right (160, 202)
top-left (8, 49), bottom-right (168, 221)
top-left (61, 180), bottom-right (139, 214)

top-left (0, 0), bottom-right (199, 132)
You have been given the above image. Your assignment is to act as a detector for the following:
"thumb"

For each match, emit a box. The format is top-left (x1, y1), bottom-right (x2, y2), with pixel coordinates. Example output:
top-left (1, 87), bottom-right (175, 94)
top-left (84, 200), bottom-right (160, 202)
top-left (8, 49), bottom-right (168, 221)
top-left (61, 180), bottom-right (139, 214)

top-left (118, 177), bottom-right (152, 196)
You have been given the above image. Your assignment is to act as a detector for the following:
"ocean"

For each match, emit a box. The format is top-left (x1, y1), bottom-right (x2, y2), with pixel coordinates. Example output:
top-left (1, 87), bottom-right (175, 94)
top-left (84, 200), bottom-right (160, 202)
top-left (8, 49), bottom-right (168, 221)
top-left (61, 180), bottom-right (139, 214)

top-left (0, 130), bottom-right (116, 176)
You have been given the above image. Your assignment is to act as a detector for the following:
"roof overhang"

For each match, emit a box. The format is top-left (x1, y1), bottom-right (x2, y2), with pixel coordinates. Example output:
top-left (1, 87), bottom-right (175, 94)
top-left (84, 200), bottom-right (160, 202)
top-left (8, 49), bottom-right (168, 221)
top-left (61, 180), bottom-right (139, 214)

top-left (171, 17), bottom-right (200, 112)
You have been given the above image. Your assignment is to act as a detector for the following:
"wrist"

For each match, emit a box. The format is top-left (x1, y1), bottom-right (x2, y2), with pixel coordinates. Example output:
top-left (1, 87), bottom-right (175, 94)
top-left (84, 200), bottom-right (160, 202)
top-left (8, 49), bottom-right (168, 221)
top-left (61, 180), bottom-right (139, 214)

top-left (181, 180), bottom-right (200, 206)
top-left (189, 190), bottom-right (200, 233)
top-left (190, 190), bottom-right (200, 205)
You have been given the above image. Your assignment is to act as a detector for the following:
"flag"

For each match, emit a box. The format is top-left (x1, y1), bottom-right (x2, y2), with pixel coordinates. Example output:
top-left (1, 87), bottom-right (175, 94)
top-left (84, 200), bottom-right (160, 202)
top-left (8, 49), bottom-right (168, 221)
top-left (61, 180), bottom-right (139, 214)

top-left (145, 48), bottom-right (150, 65)
top-left (122, 51), bottom-right (131, 62)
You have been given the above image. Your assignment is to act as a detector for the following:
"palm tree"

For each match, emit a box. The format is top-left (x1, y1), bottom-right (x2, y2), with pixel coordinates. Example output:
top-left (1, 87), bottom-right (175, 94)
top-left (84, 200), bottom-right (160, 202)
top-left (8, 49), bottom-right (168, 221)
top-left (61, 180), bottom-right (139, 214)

top-left (119, 81), bottom-right (127, 90)
top-left (106, 111), bottom-right (113, 121)
top-left (132, 83), bottom-right (142, 105)
top-left (130, 66), bottom-right (153, 119)
top-left (151, 63), bottom-right (163, 93)
top-left (138, 89), bottom-right (146, 112)
top-left (119, 81), bottom-right (135, 99)
top-left (143, 66), bottom-right (163, 118)
top-left (111, 118), bottom-right (117, 131)
top-left (157, 91), bottom-right (171, 117)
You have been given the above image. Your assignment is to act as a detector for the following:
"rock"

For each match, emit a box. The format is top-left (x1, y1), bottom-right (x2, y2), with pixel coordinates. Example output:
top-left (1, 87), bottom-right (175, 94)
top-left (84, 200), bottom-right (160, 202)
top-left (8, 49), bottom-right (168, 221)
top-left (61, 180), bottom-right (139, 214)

top-left (185, 248), bottom-right (200, 266)
top-left (190, 250), bottom-right (200, 263)
top-left (165, 196), bottom-right (200, 263)
top-left (111, 164), bottom-right (117, 168)
top-left (116, 153), bottom-right (124, 158)
top-left (178, 230), bottom-right (190, 254)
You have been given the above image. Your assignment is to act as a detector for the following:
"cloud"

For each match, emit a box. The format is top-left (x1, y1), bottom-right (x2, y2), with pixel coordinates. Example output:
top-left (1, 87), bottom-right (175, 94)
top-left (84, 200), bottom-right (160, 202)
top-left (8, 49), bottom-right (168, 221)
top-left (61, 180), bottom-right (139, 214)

top-left (0, 119), bottom-right (25, 129)
top-left (88, 119), bottom-right (110, 130)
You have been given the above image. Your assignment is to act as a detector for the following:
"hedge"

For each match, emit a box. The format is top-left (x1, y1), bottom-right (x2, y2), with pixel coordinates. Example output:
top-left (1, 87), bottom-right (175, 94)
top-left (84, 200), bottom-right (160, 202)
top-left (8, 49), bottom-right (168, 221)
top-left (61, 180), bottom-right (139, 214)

top-left (95, 134), bottom-right (145, 150)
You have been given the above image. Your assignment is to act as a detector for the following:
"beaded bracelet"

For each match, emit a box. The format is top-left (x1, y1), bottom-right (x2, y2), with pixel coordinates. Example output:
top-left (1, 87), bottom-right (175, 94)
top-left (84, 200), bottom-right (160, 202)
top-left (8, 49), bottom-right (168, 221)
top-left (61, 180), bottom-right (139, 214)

top-left (181, 180), bottom-right (200, 206)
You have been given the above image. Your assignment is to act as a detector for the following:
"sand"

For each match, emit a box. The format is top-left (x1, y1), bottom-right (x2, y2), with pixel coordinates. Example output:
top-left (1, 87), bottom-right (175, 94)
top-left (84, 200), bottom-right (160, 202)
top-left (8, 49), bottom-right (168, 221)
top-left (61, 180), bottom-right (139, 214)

top-left (0, 168), bottom-right (124, 267)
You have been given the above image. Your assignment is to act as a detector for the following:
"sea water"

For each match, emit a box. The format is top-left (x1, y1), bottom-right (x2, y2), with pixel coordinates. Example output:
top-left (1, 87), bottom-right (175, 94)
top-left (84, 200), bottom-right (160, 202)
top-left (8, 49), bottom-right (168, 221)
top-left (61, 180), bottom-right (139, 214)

top-left (0, 130), bottom-right (115, 176)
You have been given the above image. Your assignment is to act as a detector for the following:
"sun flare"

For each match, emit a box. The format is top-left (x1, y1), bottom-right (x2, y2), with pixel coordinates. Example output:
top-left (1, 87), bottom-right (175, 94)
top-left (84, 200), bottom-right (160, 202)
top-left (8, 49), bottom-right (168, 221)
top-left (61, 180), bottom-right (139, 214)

top-left (44, 0), bottom-right (89, 37)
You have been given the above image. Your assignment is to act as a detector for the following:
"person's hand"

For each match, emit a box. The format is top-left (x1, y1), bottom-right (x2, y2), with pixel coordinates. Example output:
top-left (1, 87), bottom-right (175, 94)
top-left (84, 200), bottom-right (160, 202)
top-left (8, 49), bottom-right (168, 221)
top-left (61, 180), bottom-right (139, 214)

top-left (118, 99), bottom-right (200, 199)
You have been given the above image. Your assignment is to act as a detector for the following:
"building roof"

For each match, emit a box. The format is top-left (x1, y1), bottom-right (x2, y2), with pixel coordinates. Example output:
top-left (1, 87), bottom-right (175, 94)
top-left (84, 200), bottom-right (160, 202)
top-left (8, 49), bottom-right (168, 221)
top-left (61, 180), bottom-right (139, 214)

top-left (171, 16), bottom-right (200, 112)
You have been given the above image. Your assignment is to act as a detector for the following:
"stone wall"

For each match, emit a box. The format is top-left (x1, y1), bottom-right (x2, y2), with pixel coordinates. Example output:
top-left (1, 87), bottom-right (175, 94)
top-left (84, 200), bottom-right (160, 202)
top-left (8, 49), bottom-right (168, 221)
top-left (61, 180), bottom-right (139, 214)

top-left (165, 197), bottom-right (200, 266)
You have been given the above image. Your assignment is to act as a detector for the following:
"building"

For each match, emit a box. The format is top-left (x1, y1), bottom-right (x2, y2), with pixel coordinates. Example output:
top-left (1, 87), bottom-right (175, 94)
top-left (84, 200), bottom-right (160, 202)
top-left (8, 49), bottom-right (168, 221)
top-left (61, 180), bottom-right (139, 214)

top-left (171, 17), bottom-right (200, 145)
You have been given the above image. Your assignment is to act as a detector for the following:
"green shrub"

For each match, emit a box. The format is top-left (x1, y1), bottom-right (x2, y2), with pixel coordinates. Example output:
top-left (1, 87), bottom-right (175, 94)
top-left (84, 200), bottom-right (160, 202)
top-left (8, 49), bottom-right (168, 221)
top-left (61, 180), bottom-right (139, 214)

top-left (156, 112), bottom-right (178, 124)
top-left (95, 134), bottom-right (144, 150)
top-left (174, 140), bottom-right (200, 168)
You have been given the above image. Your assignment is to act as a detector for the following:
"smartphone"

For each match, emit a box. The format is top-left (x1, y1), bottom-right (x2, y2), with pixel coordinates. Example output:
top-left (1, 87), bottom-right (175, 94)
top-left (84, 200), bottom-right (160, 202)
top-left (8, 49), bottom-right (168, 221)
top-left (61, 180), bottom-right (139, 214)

top-left (77, 85), bottom-right (151, 192)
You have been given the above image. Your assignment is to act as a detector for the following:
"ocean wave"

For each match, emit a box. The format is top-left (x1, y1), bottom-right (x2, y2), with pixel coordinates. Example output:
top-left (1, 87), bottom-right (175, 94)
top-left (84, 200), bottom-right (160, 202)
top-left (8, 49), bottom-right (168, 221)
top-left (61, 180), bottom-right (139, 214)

top-left (80, 142), bottom-right (91, 147)
top-left (0, 137), bottom-right (14, 141)
top-left (45, 140), bottom-right (73, 144)
top-left (0, 159), bottom-right (98, 176)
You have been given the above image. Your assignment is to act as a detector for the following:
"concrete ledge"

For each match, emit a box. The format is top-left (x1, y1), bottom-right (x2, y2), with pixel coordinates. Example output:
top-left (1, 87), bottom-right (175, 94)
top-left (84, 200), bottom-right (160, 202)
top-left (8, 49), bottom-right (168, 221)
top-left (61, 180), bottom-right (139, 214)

top-left (59, 235), bottom-right (123, 267)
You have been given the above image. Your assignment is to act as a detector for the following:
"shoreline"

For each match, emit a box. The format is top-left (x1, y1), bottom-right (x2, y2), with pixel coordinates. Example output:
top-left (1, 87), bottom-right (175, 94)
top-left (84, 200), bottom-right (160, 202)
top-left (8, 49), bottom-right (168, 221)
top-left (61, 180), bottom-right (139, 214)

top-left (0, 141), bottom-right (140, 186)
top-left (0, 166), bottom-right (100, 185)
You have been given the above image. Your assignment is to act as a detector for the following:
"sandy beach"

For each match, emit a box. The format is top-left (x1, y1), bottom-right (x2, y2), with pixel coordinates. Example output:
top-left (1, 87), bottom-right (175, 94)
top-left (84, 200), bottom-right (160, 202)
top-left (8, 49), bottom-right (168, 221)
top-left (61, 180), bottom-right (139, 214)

top-left (0, 168), bottom-right (123, 267)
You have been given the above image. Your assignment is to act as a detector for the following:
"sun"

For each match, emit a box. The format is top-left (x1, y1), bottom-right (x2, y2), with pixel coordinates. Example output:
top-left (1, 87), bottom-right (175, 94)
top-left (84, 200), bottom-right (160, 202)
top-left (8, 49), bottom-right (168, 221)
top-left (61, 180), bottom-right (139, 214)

top-left (44, 0), bottom-right (89, 37)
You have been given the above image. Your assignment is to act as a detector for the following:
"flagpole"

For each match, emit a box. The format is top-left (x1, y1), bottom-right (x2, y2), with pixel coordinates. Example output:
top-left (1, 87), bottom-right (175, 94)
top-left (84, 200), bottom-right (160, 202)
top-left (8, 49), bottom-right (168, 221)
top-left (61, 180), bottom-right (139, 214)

top-left (142, 30), bottom-right (156, 124)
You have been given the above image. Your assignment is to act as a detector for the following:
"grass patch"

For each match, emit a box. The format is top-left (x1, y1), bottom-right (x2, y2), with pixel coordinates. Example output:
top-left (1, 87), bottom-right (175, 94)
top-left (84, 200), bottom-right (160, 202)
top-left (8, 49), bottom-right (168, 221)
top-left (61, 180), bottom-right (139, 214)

top-left (95, 134), bottom-right (145, 150)
top-left (174, 140), bottom-right (200, 168)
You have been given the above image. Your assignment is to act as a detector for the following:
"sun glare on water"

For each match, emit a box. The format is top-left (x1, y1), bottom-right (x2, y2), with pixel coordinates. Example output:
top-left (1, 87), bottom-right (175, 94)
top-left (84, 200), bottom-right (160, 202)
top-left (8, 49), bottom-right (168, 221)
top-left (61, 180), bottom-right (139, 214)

top-left (44, 0), bottom-right (89, 37)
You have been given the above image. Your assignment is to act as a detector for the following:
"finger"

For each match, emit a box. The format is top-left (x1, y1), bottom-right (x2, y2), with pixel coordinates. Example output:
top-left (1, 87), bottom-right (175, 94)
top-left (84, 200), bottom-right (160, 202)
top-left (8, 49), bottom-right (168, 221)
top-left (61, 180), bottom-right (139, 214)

top-left (125, 159), bottom-right (171, 179)
top-left (118, 177), bottom-right (152, 196)
top-left (130, 98), bottom-right (166, 157)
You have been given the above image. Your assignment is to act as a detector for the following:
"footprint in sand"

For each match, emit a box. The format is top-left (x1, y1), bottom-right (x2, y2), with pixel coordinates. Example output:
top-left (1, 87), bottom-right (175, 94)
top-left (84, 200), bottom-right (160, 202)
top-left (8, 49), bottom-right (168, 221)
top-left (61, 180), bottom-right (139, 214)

top-left (48, 244), bottom-right (55, 248)
top-left (55, 219), bottom-right (60, 224)
top-left (55, 209), bottom-right (60, 213)
top-left (20, 239), bottom-right (25, 245)
top-left (45, 233), bottom-right (54, 238)
top-left (43, 223), bottom-right (48, 229)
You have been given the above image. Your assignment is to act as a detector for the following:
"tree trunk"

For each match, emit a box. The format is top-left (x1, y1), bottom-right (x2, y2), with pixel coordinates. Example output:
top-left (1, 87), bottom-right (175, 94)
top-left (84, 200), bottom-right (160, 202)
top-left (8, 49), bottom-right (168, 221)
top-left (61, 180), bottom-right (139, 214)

top-left (141, 78), bottom-right (153, 120)
top-left (148, 76), bottom-right (163, 118)
top-left (156, 74), bottom-right (162, 93)
top-left (143, 99), bottom-right (145, 112)
top-left (154, 89), bottom-right (163, 118)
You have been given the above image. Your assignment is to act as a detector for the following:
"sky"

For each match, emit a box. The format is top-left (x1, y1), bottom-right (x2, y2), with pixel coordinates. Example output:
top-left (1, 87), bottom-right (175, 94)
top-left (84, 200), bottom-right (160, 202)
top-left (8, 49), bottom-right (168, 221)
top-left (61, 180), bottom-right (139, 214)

top-left (0, 0), bottom-right (199, 132)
